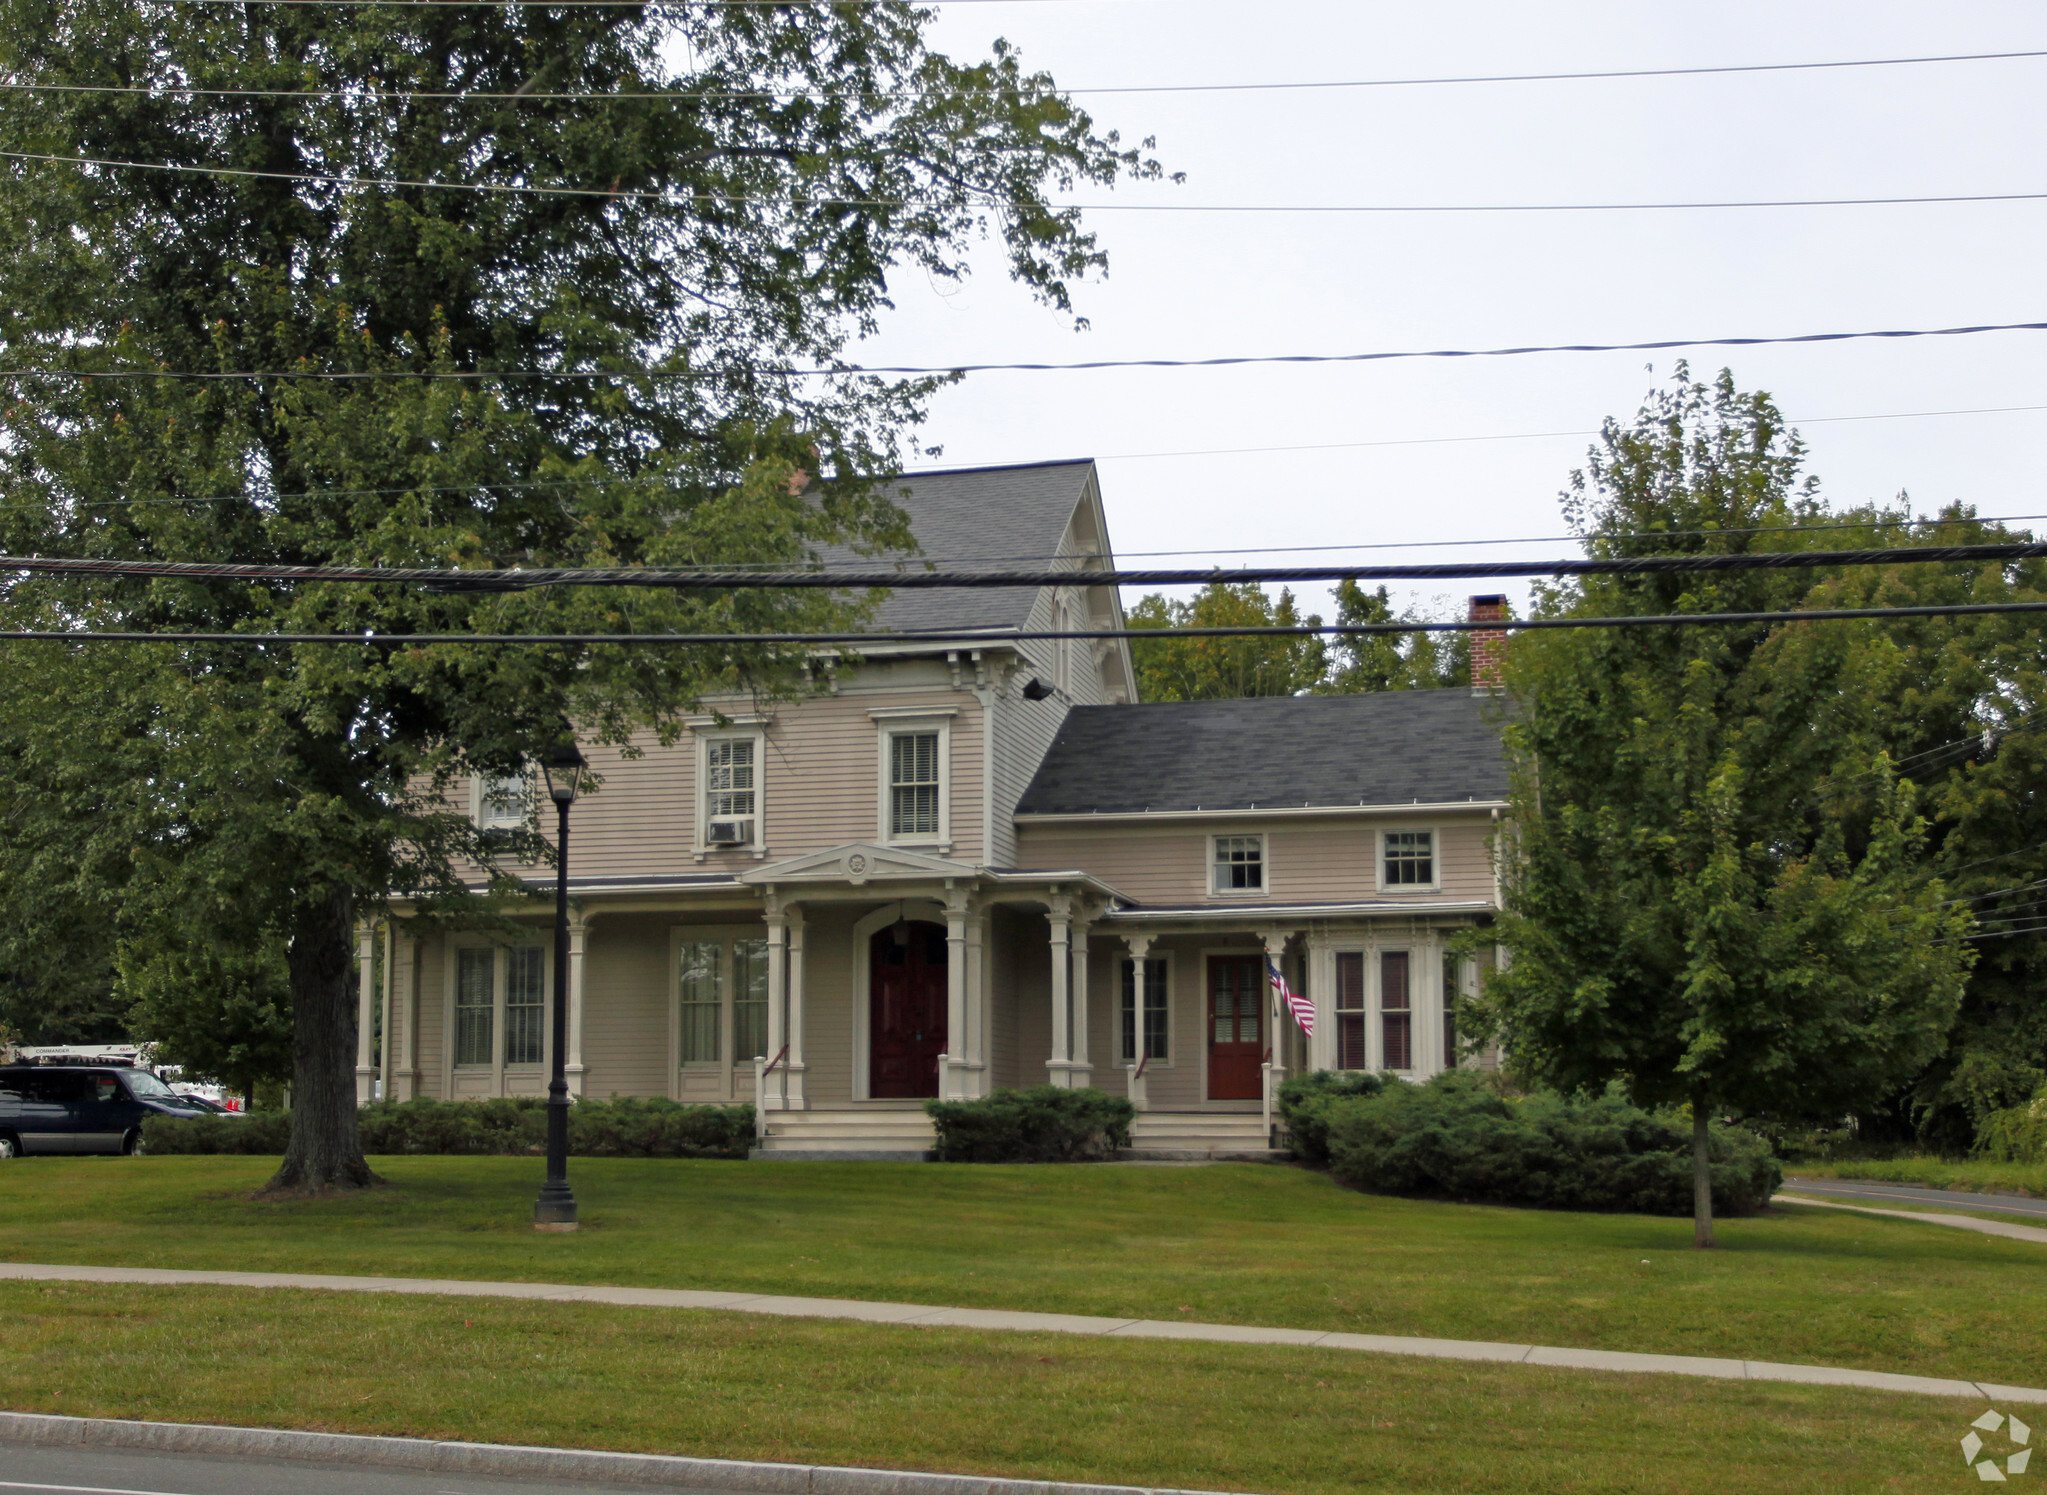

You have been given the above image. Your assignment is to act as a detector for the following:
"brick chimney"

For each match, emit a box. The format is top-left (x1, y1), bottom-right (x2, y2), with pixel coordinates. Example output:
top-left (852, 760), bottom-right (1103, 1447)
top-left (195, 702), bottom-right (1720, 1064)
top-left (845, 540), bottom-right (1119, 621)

top-left (1469, 595), bottom-right (1508, 694)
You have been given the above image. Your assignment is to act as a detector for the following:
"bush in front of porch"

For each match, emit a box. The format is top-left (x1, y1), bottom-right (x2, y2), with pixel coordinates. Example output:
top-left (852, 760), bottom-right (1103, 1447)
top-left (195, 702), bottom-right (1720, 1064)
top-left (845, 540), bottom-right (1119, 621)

top-left (141, 1096), bottom-right (755, 1160)
top-left (1284, 1070), bottom-right (1781, 1216)
top-left (925, 1086), bottom-right (1135, 1163)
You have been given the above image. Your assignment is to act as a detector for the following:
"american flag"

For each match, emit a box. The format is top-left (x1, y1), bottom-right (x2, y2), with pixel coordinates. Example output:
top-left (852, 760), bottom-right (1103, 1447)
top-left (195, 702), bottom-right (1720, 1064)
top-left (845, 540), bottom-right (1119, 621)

top-left (1269, 957), bottom-right (1314, 1038)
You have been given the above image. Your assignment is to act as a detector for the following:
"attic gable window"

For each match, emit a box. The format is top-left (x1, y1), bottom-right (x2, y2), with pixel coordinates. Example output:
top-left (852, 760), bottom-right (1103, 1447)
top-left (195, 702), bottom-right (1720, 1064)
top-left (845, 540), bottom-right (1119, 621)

top-left (1212, 834), bottom-right (1265, 895)
top-left (1383, 830), bottom-right (1435, 887)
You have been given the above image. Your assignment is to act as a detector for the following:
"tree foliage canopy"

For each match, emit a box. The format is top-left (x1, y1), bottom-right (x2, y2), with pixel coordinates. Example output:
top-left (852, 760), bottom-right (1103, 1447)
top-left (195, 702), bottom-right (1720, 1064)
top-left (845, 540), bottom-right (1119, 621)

top-left (1468, 368), bottom-right (1980, 1240)
top-left (0, 0), bottom-right (1160, 1182)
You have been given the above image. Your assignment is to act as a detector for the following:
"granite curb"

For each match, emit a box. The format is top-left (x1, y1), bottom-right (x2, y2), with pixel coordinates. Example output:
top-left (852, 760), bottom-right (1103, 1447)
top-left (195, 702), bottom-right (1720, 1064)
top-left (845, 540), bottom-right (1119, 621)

top-left (0, 1411), bottom-right (1241, 1495)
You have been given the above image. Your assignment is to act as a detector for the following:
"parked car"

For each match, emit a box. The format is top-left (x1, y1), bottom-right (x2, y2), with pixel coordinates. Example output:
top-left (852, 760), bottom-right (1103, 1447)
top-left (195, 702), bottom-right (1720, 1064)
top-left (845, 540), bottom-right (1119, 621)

top-left (0, 1064), bottom-right (208, 1157)
top-left (171, 1093), bottom-right (234, 1115)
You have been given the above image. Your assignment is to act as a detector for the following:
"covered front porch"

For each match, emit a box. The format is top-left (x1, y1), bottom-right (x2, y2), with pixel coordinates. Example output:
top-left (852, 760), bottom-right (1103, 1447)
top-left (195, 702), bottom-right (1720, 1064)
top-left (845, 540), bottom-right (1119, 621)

top-left (362, 843), bottom-right (1491, 1159)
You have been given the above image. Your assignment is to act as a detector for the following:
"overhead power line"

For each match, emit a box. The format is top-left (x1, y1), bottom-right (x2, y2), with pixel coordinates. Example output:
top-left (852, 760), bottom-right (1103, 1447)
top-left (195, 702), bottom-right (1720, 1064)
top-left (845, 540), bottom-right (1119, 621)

top-left (10, 598), bottom-right (2047, 646)
top-left (8, 47), bottom-right (2044, 101)
top-left (10, 148), bottom-right (2047, 216)
top-left (3, 321), bottom-right (2044, 381)
top-left (5, 539), bottom-right (2047, 591)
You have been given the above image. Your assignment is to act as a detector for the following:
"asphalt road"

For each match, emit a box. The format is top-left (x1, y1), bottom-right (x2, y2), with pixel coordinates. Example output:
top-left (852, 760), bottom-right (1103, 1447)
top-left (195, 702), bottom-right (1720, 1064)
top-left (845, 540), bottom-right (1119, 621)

top-left (0, 1442), bottom-right (761, 1495)
top-left (1781, 1177), bottom-right (2047, 1218)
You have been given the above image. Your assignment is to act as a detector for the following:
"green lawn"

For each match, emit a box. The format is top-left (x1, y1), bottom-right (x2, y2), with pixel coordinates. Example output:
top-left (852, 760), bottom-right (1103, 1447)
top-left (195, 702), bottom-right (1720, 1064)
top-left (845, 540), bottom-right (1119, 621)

top-left (1795, 1157), bottom-right (2047, 1196)
top-left (0, 1156), bottom-right (2043, 1384)
top-left (0, 1279), bottom-right (1986, 1495)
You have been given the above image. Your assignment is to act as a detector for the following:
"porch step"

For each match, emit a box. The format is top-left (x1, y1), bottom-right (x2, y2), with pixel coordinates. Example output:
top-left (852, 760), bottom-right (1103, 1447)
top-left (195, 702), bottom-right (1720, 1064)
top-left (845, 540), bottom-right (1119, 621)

top-left (1122, 1112), bottom-right (1286, 1161)
top-left (754, 1108), bottom-right (937, 1158)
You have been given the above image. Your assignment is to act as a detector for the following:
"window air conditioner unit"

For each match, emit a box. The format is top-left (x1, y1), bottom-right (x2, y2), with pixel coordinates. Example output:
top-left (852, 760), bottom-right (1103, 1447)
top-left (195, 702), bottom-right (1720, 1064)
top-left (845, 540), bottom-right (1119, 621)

top-left (707, 819), bottom-right (753, 846)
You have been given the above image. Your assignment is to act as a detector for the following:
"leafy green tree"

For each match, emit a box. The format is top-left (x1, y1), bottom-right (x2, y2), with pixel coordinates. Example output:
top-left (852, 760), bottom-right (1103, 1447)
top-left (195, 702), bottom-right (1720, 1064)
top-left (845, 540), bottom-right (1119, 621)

top-left (1322, 580), bottom-right (1470, 693)
top-left (1126, 583), bottom-right (1327, 701)
top-left (1469, 368), bottom-right (1975, 1246)
top-left (0, 1), bottom-right (1158, 1189)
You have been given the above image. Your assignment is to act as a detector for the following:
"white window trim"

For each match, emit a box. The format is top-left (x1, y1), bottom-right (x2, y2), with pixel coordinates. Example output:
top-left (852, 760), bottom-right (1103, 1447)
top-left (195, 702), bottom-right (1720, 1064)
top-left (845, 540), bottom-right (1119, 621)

top-left (469, 771), bottom-right (531, 832)
top-left (441, 933), bottom-right (554, 1099)
top-left (1378, 826), bottom-right (1443, 894)
top-left (667, 924), bottom-right (770, 1100)
top-left (1208, 832), bottom-right (1270, 898)
top-left (692, 727), bottom-right (768, 859)
top-left (1115, 950), bottom-right (1176, 1069)
top-left (875, 714), bottom-right (953, 848)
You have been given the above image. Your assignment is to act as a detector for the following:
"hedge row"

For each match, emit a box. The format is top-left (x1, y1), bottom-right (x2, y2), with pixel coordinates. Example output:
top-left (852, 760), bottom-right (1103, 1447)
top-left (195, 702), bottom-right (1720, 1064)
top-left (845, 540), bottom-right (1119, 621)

top-left (1278, 1070), bottom-right (1781, 1216)
top-left (141, 1095), bottom-right (754, 1159)
top-left (925, 1085), bottom-right (1135, 1162)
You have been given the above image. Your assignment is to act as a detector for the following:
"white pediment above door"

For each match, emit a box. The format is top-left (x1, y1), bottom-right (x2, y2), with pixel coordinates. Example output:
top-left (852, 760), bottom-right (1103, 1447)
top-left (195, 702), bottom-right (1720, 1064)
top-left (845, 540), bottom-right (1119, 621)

top-left (739, 841), bottom-right (976, 888)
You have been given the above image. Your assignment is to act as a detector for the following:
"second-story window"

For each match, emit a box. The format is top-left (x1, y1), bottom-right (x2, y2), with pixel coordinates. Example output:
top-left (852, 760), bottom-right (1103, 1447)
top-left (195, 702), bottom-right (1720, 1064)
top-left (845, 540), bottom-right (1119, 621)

top-left (696, 728), bottom-right (765, 852)
top-left (476, 773), bottom-right (528, 831)
top-left (890, 731), bottom-right (941, 837)
top-left (1383, 830), bottom-right (1435, 887)
top-left (1212, 835), bottom-right (1265, 894)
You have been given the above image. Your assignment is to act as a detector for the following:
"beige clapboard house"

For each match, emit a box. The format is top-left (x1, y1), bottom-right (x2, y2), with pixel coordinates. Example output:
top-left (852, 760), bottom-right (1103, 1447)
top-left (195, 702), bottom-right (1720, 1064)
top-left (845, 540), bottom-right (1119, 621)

top-left (357, 461), bottom-right (1509, 1156)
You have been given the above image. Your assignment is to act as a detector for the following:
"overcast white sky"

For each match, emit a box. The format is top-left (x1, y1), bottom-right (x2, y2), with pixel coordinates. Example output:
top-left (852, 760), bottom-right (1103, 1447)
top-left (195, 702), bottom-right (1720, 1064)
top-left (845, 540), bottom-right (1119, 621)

top-left (852, 0), bottom-right (2047, 625)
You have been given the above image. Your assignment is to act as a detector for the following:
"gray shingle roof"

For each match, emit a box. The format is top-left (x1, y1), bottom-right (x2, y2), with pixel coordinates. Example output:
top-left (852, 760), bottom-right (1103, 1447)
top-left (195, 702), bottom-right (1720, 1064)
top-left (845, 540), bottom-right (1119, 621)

top-left (818, 460), bottom-right (1093, 634)
top-left (1015, 691), bottom-right (1510, 815)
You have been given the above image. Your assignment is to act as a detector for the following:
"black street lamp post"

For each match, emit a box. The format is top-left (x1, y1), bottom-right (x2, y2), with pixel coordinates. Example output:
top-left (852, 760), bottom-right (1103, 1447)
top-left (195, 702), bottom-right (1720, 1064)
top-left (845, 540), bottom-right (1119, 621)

top-left (534, 738), bottom-right (586, 1233)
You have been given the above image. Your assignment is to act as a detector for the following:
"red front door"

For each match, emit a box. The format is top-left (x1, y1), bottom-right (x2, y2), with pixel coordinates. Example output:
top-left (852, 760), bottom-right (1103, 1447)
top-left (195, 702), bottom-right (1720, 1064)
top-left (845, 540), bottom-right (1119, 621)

top-left (1208, 956), bottom-right (1265, 1100)
top-left (870, 920), bottom-right (949, 1099)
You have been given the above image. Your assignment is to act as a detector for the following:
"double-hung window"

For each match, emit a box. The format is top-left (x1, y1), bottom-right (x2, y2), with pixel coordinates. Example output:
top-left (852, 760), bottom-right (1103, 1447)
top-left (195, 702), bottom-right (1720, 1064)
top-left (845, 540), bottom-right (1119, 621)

top-left (889, 731), bottom-right (941, 837)
top-left (1381, 950), bottom-right (1413, 1070)
top-left (1443, 955), bottom-right (1461, 1067)
top-left (1383, 830), bottom-right (1435, 887)
top-left (1335, 952), bottom-right (1366, 1070)
top-left (476, 773), bottom-right (529, 832)
top-left (695, 727), bottom-right (765, 852)
top-left (1212, 835), bottom-right (1265, 894)
top-left (673, 932), bottom-right (772, 1068)
top-left (1119, 958), bottom-right (1170, 1064)
top-left (503, 947), bottom-right (546, 1065)
top-left (455, 948), bottom-right (495, 1067)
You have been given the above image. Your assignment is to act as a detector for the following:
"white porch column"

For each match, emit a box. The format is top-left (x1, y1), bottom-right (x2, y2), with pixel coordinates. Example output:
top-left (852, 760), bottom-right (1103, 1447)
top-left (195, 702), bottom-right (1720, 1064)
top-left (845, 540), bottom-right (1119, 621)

top-left (1046, 892), bottom-right (1077, 1087)
top-left (1120, 932), bottom-right (1154, 1111)
top-left (1068, 909), bottom-right (1094, 1088)
top-left (940, 887), bottom-right (971, 1101)
top-left (1306, 935), bottom-right (1336, 1074)
top-left (393, 925), bottom-right (419, 1101)
top-left (964, 902), bottom-right (990, 1098)
top-left (784, 906), bottom-right (808, 1109)
top-left (565, 914), bottom-right (588, 1098)
top-left (354, 923), bottom-right (378, 1106)
top-left (1260, 930), bottom-right (1294, 1140)
top-left (763, 899), bottom-right (789, 1111)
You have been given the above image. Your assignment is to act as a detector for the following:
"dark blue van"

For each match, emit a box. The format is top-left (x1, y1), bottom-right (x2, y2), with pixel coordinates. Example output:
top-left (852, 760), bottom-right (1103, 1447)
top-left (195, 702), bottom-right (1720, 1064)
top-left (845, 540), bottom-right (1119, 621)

top-left (0, 1065), bottom-right (206, 1157)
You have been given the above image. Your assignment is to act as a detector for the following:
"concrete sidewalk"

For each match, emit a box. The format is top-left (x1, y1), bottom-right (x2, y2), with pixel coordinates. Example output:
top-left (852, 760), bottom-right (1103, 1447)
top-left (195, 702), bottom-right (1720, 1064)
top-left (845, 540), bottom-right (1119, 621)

top-left (1, 1259), bottom-right (2039, 1404)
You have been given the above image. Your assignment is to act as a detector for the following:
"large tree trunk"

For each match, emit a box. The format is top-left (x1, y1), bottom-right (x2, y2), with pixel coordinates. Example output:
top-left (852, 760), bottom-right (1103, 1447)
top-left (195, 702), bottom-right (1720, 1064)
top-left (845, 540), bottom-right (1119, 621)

top-left (263, 885), bottom-right (378, 1194)
top-left (1692, 1098), bottom-right (1715, 1249)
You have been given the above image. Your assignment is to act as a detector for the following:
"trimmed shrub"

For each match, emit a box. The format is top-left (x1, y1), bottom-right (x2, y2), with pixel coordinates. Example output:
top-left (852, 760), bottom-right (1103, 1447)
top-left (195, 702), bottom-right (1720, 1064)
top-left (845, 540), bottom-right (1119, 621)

top-left (1318, 1071), bottom-right (1781, 1216)
top-left (1276, 1069), bottom-right (1387, 1167)
top-left (140, 1109), bottom-right (293, 1155)
top-left (926, 1085), bottom-right (1135, 1162)
top-left (1976, 1091), bottom-right (2047, 1164)
top-left (140, 1096), bottom-right (753, 1159)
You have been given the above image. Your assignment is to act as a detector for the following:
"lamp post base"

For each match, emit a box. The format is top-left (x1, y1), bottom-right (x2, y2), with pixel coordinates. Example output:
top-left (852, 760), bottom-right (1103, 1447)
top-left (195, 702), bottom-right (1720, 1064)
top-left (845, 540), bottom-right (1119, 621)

top-left (533, 1184), bottom-right (579, 1232)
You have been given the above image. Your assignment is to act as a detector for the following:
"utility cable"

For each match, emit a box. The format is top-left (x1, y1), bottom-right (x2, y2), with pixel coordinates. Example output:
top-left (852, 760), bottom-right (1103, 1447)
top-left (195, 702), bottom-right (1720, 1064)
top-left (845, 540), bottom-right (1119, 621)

top-left (10, 597), bottom-right (2047, 645)
top-left (6, 540), bottom-right (2047, 590)
top-left (10, 149), bottom-right (2047, 217)
top-left (3, 321), bottom-right (2045, 381)
top-left (9, 46), bottom-right (2046, 100)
